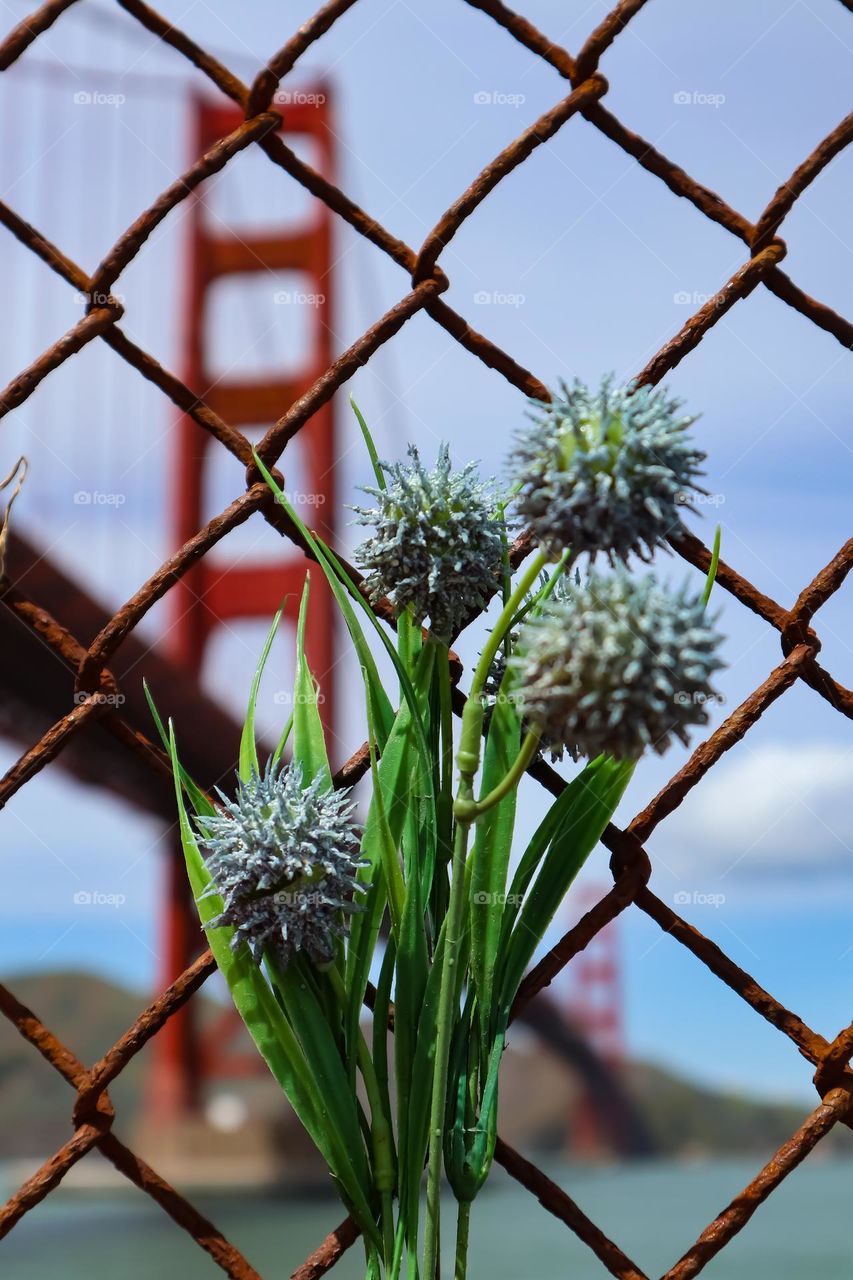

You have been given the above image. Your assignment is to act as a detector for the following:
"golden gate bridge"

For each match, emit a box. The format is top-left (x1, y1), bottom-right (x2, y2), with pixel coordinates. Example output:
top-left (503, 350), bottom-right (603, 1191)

top-left (0, 7), bottom-right (650, 1165)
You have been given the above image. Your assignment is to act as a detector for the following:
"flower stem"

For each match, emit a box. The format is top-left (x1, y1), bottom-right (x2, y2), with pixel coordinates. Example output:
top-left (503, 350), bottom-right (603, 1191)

top-left (702, 524), bottom-right (721, 607)
top-left (423, 547), bottom-right (548, 1280)
top-left (469, 548), bottom-right (549, 707)
top-left (454, 1201), bottom-right (471, 1280)
top-left (423, 801), bottom-right (472, 1280)
top-left (453, 728), bottom-right (540, 823)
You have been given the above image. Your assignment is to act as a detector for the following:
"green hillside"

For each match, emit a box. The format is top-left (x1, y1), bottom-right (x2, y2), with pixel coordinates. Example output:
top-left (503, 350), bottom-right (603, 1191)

top-left (0, 971), bottom-right (847, 1162)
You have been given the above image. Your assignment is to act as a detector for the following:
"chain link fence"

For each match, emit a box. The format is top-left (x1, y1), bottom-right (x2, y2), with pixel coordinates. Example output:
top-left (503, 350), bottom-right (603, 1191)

top-left (0, 0), bottom-right (852, 1276)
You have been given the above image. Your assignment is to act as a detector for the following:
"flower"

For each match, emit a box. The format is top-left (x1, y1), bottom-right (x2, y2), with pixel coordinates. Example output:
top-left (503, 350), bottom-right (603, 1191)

top-left (352, 443), bottom-right (504, 640)
top-left (512, 571), bottom-right (725, 760)
top-left (509, 377), bottom-right (705, 563)
top-left (197, 760), bottom-right (366, 969)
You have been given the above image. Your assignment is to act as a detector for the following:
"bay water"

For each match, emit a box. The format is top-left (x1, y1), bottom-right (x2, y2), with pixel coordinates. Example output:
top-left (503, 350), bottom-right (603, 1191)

top-left (1, 1157), bottom-right (850, 1277)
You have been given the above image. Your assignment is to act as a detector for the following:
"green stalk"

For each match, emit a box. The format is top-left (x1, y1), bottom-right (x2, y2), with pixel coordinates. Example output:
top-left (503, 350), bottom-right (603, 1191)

top-left (423, 549), bottom-right (548, 1280)
top-left (423, 795), bottom-right (473, 1280)
top-left (703, 524), bottom-right (722, 607)
top-left (455, 1201), bottom-right (471, 1280)
top-left (328, 967), bottom-right (395, 1266)
top-left (454, 729), bottom-right (540, 824)
top-left (469, 548), bottom-right (549, 706)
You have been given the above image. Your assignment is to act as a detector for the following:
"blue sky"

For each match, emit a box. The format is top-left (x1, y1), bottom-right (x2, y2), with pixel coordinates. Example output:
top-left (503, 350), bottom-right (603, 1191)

top-left (0, 0), bottom-right (851, 1104)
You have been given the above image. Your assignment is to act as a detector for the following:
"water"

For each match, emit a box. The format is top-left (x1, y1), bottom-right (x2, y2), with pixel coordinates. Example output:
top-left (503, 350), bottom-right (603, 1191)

top-left (2, 1158), bottom-right (851, 1278)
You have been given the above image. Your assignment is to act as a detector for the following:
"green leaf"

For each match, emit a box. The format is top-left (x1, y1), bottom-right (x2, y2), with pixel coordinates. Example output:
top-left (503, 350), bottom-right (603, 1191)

top-left (703, 524), bottom-right (722, 607)
top-left (345, 870), bottom-right (387, 1082)
top-left (254, 451), bottom-right (425, 762)
top-left (345, 644), bottom-right (436, 1074)
top-left (254, 452), bottom-right (395, 750)
top-left (393, 778), bottom-right (430, 1222)
top-left (144, 681), bottom-right (215, 818)
top-left (268, 957), bottom-right (373, 1193)
top-left (351, 397), bottom-right (385, 491)
top-left (497, 756), bottom-right (635, 1014)
top-left (469, 681), bottom-right (521, 1052)
top-left (366, 705), bottom-right (405, 937)
top-left (372, 937), bottom-right (396, 1151)
top-left (292, 576), bottom-right (332, 792)
top-left (272, 710), bottom-right (294, 769)
top-left (239, 605), bottom-right (283, 783)
top-left (401, 923), bottom-right (447, 1248)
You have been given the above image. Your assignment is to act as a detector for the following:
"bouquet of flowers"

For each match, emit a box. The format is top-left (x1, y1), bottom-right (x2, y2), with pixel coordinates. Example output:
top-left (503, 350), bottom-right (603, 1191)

top-left (149, 376), bottom-right (724, 1279)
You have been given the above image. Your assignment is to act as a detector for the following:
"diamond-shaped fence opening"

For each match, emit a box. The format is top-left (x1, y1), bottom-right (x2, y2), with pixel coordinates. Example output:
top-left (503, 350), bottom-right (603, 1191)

top-left (0, 1), bottom-right (852, 1277)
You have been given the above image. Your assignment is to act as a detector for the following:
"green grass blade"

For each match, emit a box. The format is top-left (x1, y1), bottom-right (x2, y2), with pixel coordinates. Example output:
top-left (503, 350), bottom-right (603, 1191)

top-left (320, 538), bottom-right (431, 762)
top-left (345, 645), bottom-right (435, 1068)
top-left (254, 451), bottom-right (424, 760)
top-left (239, 605), bottom-right (283, 783)
top-left (367, 706), bottom-right (405, 937)
top-left (351, 397), bottom-right (385, 491)
top-left (393, 767), bottom-right (430, 1224)
top-left (372, 938), bottom-right (396, 1154)
top-left (144, 681), bottom-right (215, 818)
top-left (400, 923), bottom-right (446, 1249)
top-left (496, 760), bottom-right (608, 956)
top-left (469, 685), bottom-right (521, 1051)
top-left (703, 524), bottom-right (722, 607)
top-left (272, 710), bottom-right (294, 768)
top-left (254, 452), bottom-right (395, 749)
top-left (268, 957), bottom-right (374, 1197)
top-left (497, 756), bottom-right (635, 1013)
top-left (292, 576), bottom-right (332, 792)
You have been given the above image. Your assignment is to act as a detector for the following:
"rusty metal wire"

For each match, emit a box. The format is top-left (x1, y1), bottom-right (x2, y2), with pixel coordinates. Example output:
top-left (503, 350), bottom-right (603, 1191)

top-left (0, 1), bottom-right (852, 1276)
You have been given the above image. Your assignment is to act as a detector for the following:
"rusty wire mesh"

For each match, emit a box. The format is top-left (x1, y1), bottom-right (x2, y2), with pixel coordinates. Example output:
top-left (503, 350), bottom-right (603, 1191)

top-left (1, 0), bottom-right (852, 1277)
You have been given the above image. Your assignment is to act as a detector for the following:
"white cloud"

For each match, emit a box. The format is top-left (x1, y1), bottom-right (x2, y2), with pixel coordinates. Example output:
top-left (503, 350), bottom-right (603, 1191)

top-left (653, 742), bottom-right (853, 879)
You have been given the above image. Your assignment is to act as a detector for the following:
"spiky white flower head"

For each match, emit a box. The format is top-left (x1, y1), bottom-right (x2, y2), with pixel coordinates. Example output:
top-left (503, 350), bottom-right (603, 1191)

top-left (512, 572), bottom-right (725, 760)
top-left (510, 377), bottom-right (705, 564)
top-left (197, 760), bottom-right (366, 969)
top-left (352, 443), bottom-right (504, 640)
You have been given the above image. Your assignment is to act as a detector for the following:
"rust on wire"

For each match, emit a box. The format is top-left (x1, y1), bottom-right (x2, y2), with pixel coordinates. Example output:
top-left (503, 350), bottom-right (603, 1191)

top-left (0, 0), bottom-right (851, 1277)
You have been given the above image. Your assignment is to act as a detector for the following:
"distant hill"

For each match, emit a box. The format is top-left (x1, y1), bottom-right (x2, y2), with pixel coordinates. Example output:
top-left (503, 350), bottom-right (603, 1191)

top-left (0, 970), bottom-right (147, 1157)
top-left (625, 1060), bottom-right (850, 1158)
top-left (1, 971), bottom-right (848, 1162)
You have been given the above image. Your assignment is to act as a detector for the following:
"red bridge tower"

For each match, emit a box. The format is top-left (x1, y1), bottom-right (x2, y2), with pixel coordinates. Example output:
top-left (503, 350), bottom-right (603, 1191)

top-left (151, 86), bottom-right (337, 1122)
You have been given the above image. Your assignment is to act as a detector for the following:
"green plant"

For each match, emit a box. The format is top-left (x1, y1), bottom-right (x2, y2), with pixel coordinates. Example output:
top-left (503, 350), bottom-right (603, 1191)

top-left (150, 380), bottom-right (723, 1279)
